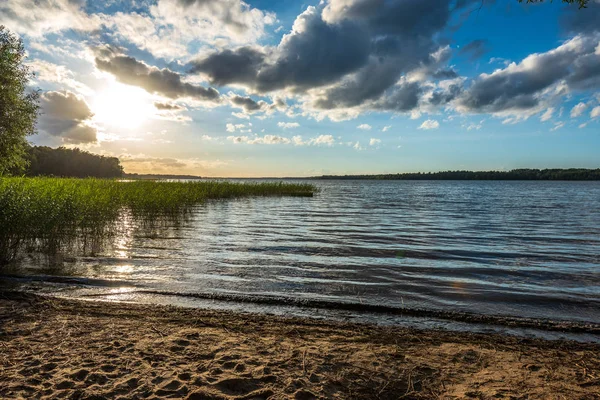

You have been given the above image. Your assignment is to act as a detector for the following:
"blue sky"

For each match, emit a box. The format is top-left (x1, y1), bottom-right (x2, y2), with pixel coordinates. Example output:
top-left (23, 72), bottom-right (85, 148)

top-left (2, 0), bottom-right (599, 176)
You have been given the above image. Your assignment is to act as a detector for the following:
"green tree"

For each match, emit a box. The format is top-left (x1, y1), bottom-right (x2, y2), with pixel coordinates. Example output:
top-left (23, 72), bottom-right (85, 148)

top-left (0, 26), bottom-right (39, 176)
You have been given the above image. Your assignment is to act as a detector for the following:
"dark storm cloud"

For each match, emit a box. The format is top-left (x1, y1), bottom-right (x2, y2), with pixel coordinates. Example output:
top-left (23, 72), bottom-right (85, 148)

top-left (39, 91), bottom-right (97, 143)
top-left (370, 82), bottom-right (423, 112)
top-left (459, 39), bottom-right (490, 60)
top-left (190, 0), bottom-right (469, 112)
top-left (432, 69), bottom-right (459, 80)
top-left (255, 9), bottom-right (371, 92)
top-left (458, 34), bottom-right (600, 113)
top-left (429, 83), bottom-right (463, 106)
top-left (561, 0), bottom-right (600, 34)
top-left (229, 94), bottom-right (266, 112)
top-left (567, 51), bottom-right (600, 90)
top-left (193, 7), bottom-right (371, 93)
top-left (313, 60), bottom-right (407, 109)
top-left (154, 102), bottom-right (185, 110)
top-left (189, 47), bottom-right (266, 87)
top-left (323, 0), bottom-right (453, 37)
top-left (95, 54), bottom-right (220, 102)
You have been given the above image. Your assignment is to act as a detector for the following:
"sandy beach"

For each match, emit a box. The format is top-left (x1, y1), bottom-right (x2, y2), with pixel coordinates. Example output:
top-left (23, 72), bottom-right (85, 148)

top-left (1, 291), bottom-right (599, 400)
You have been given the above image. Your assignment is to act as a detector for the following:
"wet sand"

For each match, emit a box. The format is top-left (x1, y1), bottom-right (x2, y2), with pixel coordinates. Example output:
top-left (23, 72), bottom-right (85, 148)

top-left (1, 291), bottom-right (599, 399)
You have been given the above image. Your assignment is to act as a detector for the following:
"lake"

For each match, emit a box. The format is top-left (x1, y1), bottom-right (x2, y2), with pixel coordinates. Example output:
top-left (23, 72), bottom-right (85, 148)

top-left (7, 180), bottom-right (600, 337)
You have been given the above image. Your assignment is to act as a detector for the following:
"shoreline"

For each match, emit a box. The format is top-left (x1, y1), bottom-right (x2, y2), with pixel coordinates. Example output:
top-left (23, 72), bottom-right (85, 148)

top-left (1, 291), bottom-right (599, 399)
top-left (6, 276), bottom-right (600, 337)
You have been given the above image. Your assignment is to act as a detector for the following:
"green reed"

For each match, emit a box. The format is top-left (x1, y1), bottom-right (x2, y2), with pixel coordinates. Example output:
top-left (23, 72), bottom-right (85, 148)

top-left (0, 177), bottom-right (315, 265)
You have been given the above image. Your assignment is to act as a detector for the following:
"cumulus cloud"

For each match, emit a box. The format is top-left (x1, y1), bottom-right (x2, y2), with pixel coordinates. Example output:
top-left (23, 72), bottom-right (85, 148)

top-left (95, 49), bottom-right (220, 102)
top-left (357, 124), bottom-right (372, 130)
top-left (38, 91), bottom-right (98, 143)
top-left (228, 94), bottom-right (267, 113)
top-left (309, 134), bottom-right (335, 146)
top-left (458, 34), bottom-right (600, 117)
top-left (278, 122), bottom-right (300, 129)
top-left (228, 135), bottom-right (291, 145)
top-left (369, 138), bottom-right (381, 146)
top-left (571, 102), bottom-right (588, 118)
top-left (290, 134), bottom-right (336, 146)
top-left (154, 102), bottom-right (185, 111)
top-left (226, 123), bottom-right (249, 133)
top-left (418, 119), bottom-right (440, 130)
top-left (97, 0), bottom-right (276, 59)
top-left (191, 0), bottom-right (470, 117)
top-left (28, 59), bottom-right (93, 96)
top-left (193, 6), bottom-right (371, 93)
top-left (382, 125), bottom-right (392, 132)
top-left (0, 0), bottom-right (100, 36)
top-left (592, 106), bottom-right (600, 118)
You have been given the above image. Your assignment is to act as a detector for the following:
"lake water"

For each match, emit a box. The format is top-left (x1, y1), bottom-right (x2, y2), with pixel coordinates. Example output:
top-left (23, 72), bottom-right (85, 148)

top-left (6, 180), bottom-right (600, 337)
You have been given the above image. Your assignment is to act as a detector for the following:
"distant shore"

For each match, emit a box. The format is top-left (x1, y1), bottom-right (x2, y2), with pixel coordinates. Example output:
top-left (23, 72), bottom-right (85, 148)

top-left (316, 168), bottom-right (600, 181)
top-left (1, 292), bottom-right (599, 399)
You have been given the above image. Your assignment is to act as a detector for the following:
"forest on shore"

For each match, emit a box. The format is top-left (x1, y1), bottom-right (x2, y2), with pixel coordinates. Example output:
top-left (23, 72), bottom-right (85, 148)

top-left (22, 146), bottom-right (123, 178)
top-left (318, 169), bottom-right (600, 181)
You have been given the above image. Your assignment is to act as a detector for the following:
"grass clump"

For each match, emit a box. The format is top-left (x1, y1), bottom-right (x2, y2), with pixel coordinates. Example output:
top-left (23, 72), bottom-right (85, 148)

top-left (0, 177), bottom-right (315, 265)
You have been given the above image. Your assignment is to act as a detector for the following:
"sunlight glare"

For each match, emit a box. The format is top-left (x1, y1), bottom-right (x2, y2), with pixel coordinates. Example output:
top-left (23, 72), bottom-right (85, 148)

top-left (93, 83), bottom-right (154, 130)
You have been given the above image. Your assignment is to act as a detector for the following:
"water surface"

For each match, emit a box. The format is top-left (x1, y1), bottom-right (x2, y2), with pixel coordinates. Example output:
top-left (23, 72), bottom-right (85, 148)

top-left (7, 180), bottom-right (600, 332)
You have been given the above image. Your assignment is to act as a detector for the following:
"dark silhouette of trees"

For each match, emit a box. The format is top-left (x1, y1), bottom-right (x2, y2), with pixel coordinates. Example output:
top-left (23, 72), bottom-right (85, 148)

top-left (0, 26), bottom-right (40, 175)
top-left (518, 0), bottom-right (589, 8)
top-left (25, 146), bottom-right (124, 178)
top-left (320, 169), bottom-right (600, 181)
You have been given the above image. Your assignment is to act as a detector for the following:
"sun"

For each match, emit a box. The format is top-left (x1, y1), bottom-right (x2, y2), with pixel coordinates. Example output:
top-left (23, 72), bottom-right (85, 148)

top-left (92, 83), bottom-right (154, 130)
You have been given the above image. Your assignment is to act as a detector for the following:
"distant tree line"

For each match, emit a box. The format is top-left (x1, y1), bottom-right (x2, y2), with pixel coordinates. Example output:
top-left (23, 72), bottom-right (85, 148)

top-left (23, 146), bottom-right (123, 178)
top-left (319, 169), bottom-right (600, 181)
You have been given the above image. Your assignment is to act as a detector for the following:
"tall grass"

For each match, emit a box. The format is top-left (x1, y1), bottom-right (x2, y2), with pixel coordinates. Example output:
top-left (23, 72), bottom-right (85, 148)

top-left (0, 177), bottom-right (315, 265)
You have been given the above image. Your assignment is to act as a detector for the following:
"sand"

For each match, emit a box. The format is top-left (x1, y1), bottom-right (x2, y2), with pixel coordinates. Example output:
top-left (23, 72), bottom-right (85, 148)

top-left (0, 292), bottom-right (599, 400)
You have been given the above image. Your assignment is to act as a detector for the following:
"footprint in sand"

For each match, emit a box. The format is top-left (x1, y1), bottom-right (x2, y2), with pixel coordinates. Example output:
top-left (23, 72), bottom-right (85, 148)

top-left (70, 369), bottom-right (89, 381)
top-left (100, 364), bottom-right (117, 373)
top-left (54, 380), bottom-right (74, 390)
top-left (294, 389), bottom-right (318, 400)
top-left (155, 379), bottom-right (189, 397)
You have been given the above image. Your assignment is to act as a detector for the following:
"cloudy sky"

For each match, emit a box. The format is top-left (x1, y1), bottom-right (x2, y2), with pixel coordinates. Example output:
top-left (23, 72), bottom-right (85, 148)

top-left (3, 0), bottom-right (600, 176)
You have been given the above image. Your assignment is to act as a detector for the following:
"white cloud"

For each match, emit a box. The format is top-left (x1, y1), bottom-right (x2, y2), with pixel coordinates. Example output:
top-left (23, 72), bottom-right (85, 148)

top-left (226, 123), bottom-right (247, 132)
top-left (540, 107), bottom-right (554, 122)
top-left (551, 122), bottom-right (565, 131)
top-left (591, 106), bottom-right (600, 119)
top-left (382, 125), bottom-right (392, 132)
top-left (28, 60), bottom-right (94, 97)
top-left (570, 102), bottom-right (587, 118)
top-left (410, 110), bottom-right (422, 120)
top-left (278, 122), bottom-right (300, 129)
top-left (369, 138), bottom-right (381, 146)
top-left (232, 112), bottom-right (250, 119)
top-left (228, 134), bottom-right (291, 145)
top-left (418, 119), bottom-right (439, 130)
top-left (352, 141), bottom-right (364, 151)
top-left (357, 124), bottom-right (372, 130)
top-left (228, 133), bottom-right (335, 146)
top-left (464, 121), bottom-right (483, 131)
top-left (104, 0), bottom-right (277, 59)
top-left (309, 134), bottom-right (335, 146)
top-left (0, 0), bottom-right (101, 36)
